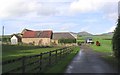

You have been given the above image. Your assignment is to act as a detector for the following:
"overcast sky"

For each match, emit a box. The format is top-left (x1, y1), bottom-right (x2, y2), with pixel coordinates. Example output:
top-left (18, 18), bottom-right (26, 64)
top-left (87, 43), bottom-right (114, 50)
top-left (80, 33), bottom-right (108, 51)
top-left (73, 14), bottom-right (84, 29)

top-left (0, 0), bottom-right (119, 35)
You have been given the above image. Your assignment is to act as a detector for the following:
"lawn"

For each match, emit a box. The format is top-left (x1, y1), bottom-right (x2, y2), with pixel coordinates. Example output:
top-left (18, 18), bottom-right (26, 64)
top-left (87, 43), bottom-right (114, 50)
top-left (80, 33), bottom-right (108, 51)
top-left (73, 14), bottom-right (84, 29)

top-left (2, 44), bottom-right (63, 61)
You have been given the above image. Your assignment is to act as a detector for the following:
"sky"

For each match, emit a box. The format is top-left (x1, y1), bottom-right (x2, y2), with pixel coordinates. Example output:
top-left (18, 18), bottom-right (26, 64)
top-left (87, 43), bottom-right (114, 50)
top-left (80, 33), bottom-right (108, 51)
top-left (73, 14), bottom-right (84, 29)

top-left (0, 0), bottom-right (119, 35)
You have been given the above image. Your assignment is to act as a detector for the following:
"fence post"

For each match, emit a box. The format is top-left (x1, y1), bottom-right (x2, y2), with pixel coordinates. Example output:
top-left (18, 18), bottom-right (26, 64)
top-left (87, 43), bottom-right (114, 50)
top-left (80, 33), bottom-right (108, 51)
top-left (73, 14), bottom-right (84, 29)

top-left (60, 49), bottom-right (62, 59)
top-left (49, 51), bottom-right (51, 65)
top-left (39, 53), bottom-right (42, 72)
top-left (55, 50), bottom-right (57, 62)
top-left (22, 56), bottom-right (26, 73)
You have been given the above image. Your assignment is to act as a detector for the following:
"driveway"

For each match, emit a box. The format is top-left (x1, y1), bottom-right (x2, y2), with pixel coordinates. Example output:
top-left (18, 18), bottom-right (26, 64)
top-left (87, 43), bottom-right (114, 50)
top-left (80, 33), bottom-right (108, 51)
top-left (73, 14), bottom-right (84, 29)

top-left (65, 45), bottom-right (118, 73)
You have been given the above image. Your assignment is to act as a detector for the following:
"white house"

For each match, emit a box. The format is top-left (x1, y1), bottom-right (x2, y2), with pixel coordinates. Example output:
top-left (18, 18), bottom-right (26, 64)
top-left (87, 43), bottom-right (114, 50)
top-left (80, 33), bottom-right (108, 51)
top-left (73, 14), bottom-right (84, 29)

top-left (11, 34), bottom-right (21, 45)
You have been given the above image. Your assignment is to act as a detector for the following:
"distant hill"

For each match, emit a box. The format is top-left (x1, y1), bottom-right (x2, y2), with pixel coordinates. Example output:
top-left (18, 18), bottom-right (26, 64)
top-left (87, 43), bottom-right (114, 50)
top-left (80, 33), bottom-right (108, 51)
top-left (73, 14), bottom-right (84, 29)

top-left (78, 31), bottom-right (93, 36)
top-left (70, 32), bottom-right (78, 35)
top-left (100, 32), bottom-right (114, 36)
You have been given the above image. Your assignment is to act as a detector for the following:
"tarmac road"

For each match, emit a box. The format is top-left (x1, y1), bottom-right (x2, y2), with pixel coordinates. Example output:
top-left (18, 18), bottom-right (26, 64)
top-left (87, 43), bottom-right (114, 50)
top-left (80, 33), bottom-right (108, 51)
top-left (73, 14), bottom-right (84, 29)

top-left (65, 45), bottom-right (118, 73)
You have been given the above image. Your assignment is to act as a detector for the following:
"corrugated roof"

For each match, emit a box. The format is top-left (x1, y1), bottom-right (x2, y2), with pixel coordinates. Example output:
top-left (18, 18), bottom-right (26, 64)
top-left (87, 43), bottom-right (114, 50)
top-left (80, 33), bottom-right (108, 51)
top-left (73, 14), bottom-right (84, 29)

top-left (53, 32), bottom-right (76, 40)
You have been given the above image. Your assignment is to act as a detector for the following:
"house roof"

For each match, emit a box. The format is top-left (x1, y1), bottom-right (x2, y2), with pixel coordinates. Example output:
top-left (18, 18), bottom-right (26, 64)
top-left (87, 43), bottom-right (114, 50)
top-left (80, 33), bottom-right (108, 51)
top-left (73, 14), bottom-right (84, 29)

top-left (11, 34), bottom-right (21, 39)
top-left (53, 32), bottom-right (76, 40)
top-left (22, 30), bottom-right (53, 38)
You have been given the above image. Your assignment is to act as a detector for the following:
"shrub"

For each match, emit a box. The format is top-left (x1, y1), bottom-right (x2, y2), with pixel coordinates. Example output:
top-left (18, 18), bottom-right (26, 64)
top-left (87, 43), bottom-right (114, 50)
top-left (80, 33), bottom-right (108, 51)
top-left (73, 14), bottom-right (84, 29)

top-left (112, 16), bottom-right (120, 59)
top-left (58, 39), bottom-right (76, 44)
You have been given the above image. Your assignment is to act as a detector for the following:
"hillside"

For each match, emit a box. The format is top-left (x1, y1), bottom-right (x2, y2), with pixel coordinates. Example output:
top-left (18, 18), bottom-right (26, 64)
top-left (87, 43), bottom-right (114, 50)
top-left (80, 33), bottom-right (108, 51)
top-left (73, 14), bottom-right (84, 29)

top-left (78, 31), bottom-right (93, 36)
top-left (100, 32), bottom-right (114, 36)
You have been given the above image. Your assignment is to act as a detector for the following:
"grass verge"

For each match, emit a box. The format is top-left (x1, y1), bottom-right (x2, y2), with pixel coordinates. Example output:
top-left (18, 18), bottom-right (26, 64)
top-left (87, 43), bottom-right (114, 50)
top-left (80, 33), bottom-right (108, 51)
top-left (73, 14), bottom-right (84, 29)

top-left (44, 46), bottom-right (80, 73)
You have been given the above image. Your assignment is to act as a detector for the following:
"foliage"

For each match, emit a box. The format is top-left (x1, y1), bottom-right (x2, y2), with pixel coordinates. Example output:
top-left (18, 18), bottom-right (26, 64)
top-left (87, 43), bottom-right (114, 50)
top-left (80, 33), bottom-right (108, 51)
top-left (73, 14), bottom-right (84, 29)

top-left (2, 37), bottom-right (11, 42)
top-left (112, 17), bottom-right (120, 58)
top-left (58, 39), bottom-right (76, 44)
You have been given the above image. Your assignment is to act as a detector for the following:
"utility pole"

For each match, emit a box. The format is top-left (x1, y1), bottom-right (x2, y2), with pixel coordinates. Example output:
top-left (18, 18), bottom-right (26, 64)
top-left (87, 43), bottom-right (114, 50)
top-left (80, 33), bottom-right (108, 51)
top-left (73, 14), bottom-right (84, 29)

top-left (2, 26), bottom-right (4, 37)
top-left (2, 26), bottom-right (4, 42)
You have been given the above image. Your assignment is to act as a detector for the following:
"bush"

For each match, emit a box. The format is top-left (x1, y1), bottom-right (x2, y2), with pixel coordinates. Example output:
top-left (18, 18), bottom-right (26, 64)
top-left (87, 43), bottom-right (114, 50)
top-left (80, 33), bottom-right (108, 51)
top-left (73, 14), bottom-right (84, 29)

top-left (58, 39), bottom-right (76, 44)
top-left (112, 16), bottom-right (120, 59)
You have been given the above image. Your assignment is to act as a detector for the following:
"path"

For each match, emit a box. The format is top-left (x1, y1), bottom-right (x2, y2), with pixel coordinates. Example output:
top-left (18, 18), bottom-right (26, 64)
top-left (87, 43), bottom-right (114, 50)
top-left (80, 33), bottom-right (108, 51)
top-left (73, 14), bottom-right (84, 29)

top-left (65, 45), bottom-right (118, 73)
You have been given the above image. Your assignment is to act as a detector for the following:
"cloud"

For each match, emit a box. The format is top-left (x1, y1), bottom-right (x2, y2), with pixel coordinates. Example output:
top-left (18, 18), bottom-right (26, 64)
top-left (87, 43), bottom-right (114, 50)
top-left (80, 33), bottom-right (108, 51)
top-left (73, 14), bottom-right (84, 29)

top-left (69, 0), bottom-right (119, 13)
top-left (0, 0), bottom-right (60, 19)
top-left (80, 25), bottom-right (90, 31)
top-left (105, 13), bottom-right (118, 21)
top-left (106, 25), bottom-right (116, 32)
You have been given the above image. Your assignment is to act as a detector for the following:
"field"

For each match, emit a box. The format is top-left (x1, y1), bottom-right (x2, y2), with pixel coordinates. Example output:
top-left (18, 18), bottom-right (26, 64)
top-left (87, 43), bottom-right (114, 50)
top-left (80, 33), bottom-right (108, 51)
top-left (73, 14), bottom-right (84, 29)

top-left (90, 35), bottom-right (113, 53)
top-left (2, 44), bottom-right (80, 73)
top-left (77, 35), bottom-right (113, 53)
top-left (2, 45), bottom-right (64, 61)
top-left (77, 35), bottom-right (118, 68)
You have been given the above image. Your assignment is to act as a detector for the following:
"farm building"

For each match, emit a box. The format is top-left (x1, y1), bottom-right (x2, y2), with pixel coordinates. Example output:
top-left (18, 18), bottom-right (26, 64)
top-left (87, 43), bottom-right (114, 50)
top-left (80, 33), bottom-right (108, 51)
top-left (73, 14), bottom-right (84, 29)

top-left (52, 32), bottom-right (77, 46)
top-left (11, 34), bottom-right (21, 45)
top-left (22, 30), bottom-right (53, 46)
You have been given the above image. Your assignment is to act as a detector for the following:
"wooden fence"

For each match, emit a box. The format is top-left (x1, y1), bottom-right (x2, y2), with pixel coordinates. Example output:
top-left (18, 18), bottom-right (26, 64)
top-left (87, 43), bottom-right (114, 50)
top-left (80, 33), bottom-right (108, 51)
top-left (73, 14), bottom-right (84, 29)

top-left (2, 47), bottom-right (73, 73)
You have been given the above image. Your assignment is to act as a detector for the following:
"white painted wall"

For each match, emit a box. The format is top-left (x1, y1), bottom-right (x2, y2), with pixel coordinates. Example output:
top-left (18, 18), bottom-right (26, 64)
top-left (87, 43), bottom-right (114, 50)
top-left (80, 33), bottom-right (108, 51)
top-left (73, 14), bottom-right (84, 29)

top-left (11, 36), bottom-right (18, 44)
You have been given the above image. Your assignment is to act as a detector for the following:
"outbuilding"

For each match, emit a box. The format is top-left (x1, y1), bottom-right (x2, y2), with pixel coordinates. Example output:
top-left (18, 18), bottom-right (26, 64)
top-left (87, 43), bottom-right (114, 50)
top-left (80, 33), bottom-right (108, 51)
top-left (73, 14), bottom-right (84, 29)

top-left (11, 34), bottom-right (21, 45)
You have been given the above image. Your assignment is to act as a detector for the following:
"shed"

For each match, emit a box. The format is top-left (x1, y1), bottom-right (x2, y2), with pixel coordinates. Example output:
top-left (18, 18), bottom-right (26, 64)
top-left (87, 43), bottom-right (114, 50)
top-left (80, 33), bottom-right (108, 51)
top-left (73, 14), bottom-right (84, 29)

top-left (52, 32), bottom-right (77, 45)
top-left (11, 34), bottom-right (21, 44)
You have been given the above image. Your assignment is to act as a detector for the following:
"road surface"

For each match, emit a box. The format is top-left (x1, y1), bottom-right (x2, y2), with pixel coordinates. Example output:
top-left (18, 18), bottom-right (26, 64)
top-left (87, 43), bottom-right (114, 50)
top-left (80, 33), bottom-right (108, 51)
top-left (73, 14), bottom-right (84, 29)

top-left (65, 45), bottom-right (118, 73)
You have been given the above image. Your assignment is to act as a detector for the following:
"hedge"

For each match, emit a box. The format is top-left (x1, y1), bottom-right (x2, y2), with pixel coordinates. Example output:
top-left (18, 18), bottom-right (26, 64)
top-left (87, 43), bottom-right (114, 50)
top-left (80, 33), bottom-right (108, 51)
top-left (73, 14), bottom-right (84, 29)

top-left (58, 39), bottom-right (76, 44)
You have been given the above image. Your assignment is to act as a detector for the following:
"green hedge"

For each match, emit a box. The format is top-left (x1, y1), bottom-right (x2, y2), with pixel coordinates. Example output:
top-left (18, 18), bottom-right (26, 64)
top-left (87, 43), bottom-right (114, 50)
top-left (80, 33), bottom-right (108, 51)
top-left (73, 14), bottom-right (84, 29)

top-left (112, 16), bottom-right (120, 59)
top-left (58, 39), bottom-right (76, 44)
top-left (2, 37), bottom-right (11, 42)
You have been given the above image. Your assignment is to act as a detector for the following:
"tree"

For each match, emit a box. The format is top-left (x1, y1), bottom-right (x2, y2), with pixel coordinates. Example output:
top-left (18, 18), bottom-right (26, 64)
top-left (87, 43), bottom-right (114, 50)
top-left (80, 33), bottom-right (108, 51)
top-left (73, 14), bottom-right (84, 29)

top-left (112, 16), bottom-right (120, 59)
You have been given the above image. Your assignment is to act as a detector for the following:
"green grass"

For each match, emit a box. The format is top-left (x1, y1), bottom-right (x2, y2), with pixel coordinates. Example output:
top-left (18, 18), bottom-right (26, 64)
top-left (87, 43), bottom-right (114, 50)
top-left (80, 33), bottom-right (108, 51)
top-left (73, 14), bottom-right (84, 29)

top-left (77, 35), bottom-right (113, 53)
top-left (2, 44), bottom-right (80, 73)
top-left (87, 35), bottom-right (118, 68)
top-left (2, 44), bottom-right (63, 61)
top-left (90, 40), bottom-right (112, 53)
top-left (44, 46), bottom-right (80, 73)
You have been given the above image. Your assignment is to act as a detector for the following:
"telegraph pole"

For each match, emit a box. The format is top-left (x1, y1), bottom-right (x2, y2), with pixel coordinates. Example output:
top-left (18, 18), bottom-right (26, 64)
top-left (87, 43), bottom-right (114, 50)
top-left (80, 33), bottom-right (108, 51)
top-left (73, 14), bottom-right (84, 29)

top-left (2, 26), bottom-right (4, 42)
top-left (2, 26), bottom-right (4, 37)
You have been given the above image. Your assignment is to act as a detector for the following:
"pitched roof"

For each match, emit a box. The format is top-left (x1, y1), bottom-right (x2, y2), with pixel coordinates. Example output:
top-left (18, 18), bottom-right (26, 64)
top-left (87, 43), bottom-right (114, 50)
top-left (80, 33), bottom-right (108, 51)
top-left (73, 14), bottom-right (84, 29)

top-left (22, 30), bottom-right (53, 38)
top-left (38, 31), bottom-right (53, 38)
top-left (21, 29), bottom-right (33, 34)
top-left (53, 32), bottom-right (76, 40)
top-left (22, 31), bottom-right (36, 38)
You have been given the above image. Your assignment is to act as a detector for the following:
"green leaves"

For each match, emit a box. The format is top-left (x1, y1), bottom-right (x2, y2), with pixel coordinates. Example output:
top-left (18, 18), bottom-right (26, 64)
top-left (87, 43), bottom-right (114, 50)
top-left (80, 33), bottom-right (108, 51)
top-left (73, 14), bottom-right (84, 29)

top-left (112, 16), bottom-right (120, 59)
